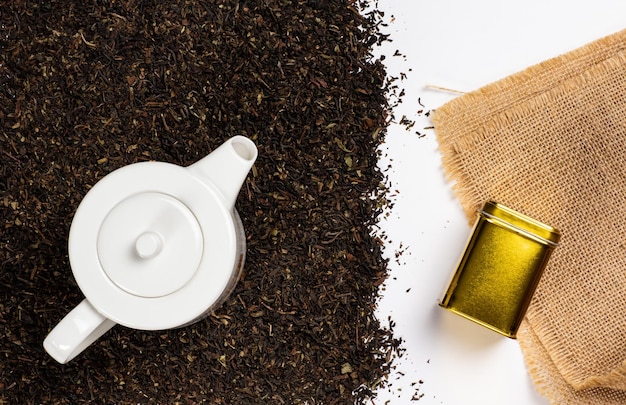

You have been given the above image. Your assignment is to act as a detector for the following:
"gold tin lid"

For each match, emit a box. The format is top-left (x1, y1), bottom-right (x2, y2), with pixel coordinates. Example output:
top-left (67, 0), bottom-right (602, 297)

top-left (440, 201), bottom-right (561, 338)
top-left (480, 201), bottom-right (561, 247)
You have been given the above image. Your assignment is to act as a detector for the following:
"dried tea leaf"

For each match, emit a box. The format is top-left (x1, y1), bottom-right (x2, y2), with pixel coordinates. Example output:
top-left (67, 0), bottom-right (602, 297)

top-left (0, 0), bottom-right (402, 403)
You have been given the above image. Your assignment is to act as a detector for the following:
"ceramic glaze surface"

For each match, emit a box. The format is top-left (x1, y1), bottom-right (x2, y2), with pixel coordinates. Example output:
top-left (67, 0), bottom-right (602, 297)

top-left (97, 192), bottom-right (203, 298)
top-left (43, 136), bottom-right (257, 364)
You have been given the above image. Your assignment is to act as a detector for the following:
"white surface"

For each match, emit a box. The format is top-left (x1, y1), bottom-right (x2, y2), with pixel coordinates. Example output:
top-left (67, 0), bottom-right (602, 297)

top-left (373, 1), bottom-right (626, 404)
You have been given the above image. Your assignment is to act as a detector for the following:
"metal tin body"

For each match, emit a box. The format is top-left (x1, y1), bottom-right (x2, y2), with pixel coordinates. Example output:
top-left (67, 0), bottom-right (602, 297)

top-left (440, 201), bottom-right (560, 338)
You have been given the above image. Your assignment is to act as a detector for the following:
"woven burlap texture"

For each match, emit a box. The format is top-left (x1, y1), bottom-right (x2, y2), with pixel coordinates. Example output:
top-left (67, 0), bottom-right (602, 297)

top-left (432, 29), bottom-right (626, 404)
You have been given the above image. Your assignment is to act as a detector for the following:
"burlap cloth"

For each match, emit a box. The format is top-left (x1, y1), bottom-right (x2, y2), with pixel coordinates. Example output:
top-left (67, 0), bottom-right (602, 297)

top-left (432, 29), bottom-right (626, 404)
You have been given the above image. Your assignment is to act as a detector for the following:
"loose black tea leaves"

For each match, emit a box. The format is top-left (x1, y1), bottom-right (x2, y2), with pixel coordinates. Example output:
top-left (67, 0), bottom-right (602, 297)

top-left (0, 1), bottom-right (402, 403)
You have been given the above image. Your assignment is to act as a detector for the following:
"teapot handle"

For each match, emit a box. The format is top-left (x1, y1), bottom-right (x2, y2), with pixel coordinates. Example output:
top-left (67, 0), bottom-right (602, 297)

top-left (43, 299), bottom-right (116, 364)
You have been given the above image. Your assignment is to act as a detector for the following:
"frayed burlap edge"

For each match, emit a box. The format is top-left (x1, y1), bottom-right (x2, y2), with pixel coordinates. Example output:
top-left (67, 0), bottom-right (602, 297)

top-left (518, 322), bottom-right (626, 404)
top-left (433, 28), bottom-right (626, 222)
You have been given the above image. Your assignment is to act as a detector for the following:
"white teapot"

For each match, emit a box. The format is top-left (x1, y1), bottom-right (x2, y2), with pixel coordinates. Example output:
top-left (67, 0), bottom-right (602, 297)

top-left (43, 136), bottom-right (257, 363)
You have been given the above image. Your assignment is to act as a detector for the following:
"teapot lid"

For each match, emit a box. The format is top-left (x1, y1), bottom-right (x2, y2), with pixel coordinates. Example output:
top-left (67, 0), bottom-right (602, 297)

top-left (68, 162), bottom-right (240, 330)
top-left (96, 192), bottom-right (203, 298)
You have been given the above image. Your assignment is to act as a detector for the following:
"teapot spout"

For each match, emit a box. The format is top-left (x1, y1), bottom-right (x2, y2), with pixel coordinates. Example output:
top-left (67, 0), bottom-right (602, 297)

top-left (188, 136), bottom-right (258, 210)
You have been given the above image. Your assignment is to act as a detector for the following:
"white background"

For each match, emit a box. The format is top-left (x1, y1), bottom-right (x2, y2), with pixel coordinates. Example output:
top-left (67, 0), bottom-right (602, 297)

top-left (373, 1), bottom-right (626, 404)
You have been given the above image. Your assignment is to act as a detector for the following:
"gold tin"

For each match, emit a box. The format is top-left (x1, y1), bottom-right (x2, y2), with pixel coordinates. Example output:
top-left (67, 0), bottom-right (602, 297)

top-left (440, 201), bottom-right (560, 338)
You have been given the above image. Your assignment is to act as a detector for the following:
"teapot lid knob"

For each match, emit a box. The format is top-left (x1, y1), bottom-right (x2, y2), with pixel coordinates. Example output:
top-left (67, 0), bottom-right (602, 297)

top-left (135, 232), bottom-right (163, 259)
